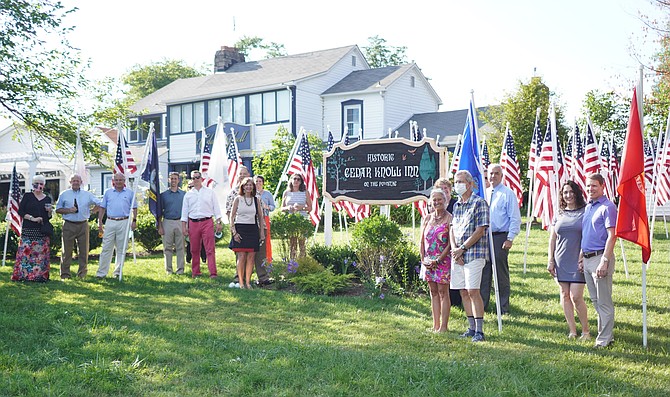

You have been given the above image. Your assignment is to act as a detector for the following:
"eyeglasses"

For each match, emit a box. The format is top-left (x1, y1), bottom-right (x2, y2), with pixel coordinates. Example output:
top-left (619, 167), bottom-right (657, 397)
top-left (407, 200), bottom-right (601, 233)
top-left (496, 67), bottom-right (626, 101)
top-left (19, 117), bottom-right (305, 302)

top-left (192, 176), bottom-right (201, 180)
top-left (32, 183), bottom-right (44, 188)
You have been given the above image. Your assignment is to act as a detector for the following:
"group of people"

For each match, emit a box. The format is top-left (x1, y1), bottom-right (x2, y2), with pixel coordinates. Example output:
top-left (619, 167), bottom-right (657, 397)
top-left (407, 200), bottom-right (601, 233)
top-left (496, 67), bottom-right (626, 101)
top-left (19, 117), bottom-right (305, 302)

top-left (10, 163), bottom-right (619, 348)
top-left (418, 165), bottom-right (617, 348)
top-left (10, 166), bottom-right (314, 292)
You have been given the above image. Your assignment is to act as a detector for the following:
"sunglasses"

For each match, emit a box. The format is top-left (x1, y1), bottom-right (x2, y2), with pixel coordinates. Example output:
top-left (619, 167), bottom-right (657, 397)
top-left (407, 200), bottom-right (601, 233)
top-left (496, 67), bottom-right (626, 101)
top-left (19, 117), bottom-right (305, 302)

top-left (32, 183), bottom-right (44, 188)
top-left (192, 176), bottom-right (201, 180)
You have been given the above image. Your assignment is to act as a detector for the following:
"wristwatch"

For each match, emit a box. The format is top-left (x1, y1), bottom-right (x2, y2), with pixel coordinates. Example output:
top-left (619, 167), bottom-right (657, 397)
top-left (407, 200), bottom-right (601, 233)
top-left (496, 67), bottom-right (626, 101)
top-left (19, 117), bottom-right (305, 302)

top-left (459, 244), bottom-right (466, 251)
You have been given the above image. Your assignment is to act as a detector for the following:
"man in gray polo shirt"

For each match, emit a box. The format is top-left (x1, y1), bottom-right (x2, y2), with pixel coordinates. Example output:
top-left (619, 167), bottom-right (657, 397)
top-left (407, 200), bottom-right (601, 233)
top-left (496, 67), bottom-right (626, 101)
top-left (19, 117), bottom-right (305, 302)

top-left (55, 173), bottom-right (101, 279)
top-left (581, 173), bottom-right (618, 348)
top-left (159, 172), bottom-right (186, 275)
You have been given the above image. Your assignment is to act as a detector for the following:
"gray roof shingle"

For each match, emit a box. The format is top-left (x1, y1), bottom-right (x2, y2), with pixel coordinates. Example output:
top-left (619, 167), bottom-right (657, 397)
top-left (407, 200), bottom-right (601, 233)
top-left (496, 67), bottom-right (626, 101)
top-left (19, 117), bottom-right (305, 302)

top-left (131, 45), bottom-right (361, 114)
top-left (392, 107), bottom-right (490, 141)
top-left (322, 64), bottom-right (413, 94)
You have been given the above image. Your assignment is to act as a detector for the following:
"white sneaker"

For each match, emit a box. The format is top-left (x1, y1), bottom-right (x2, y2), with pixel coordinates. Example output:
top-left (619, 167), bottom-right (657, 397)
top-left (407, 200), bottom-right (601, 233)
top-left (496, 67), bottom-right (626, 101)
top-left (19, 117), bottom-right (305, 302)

top-left (228, 282), bottom-right (236, 288)
top-left (234, 282), bottom-right (240, 288)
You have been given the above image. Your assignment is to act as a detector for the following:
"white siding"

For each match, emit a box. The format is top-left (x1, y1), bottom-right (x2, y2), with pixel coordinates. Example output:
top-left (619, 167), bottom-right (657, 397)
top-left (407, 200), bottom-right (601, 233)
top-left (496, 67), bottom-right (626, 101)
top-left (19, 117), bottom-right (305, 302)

top-left (384, 71), bottom-right (440, 136)
top-left (252, 123), bottom-right (289, 153)
top-left (169, 133), bottom-right (198, 162)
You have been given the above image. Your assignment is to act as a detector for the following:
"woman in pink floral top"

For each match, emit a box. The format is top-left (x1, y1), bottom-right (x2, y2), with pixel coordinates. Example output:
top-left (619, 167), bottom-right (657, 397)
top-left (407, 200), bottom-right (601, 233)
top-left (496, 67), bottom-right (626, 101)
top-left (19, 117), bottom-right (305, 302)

top-left (419, 188), bottom-right (453, 332)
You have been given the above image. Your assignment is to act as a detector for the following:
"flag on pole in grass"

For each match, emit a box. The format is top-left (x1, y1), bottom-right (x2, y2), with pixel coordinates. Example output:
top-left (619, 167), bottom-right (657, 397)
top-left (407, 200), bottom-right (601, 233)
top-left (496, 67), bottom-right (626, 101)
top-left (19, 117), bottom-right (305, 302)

top-left (583, 118), bottom-right (600, 176)
top-left (355, 204), bottom-right (370, 222)
top-left (140, 124), bottom-right (162, 226)
top-left (7, 164), bottom-right (22, 236)
top-left (481, 139), bottom-right (491, 169)
top-left (500, 125), bottom-right (523, 207)
top-left (288, 133), bottom-right (320, 225)
top-left (113, 129), bottom-right (136, 175)
top-left (528, 108), bottom-right (543, 176)
top-left (564, 133), bottom-right (574, 180)
top-left (532, 109), bottom-right (563, 230)
top-left (644, 135), bottom-right (655, 187)
top-left (656, 127), bottom-right (670, 206)
top-left (572, 124), bottom-right (587, 199)
top-left (226, 127), bottom-right (243, 189)
top-left (326, 130), bottom-right (343, 213)
top-left (199, 126), bottom-right (217, 187)
top-left (615, 86), bottom-right (651, 263)
top-left (449, 134), bottom-right (462, 178)
top-left (207, 118), bottom-right (232, 223)
top-left (599, 137), bottom-right (615, 200)
top-left (458, 98), bottom-right (485, 197)
top-left (609, 138), bottom-right (620, 191)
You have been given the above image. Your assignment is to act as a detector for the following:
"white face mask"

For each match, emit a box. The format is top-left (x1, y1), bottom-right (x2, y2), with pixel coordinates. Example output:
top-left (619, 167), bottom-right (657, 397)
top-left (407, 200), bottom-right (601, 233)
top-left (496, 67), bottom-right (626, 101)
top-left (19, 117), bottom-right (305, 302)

top-left (454, 182), bottom-right (467, 196)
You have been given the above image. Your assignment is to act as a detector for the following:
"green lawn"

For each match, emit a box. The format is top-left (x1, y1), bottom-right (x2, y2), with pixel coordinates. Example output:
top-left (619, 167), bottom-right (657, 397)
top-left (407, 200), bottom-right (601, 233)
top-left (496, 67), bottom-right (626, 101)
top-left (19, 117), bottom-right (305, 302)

top-left (0, 222), bottom-right (669, 396)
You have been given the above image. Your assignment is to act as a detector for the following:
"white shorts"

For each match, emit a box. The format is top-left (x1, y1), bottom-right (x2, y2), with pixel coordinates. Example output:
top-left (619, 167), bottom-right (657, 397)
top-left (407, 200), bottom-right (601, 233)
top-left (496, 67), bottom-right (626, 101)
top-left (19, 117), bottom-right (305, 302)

top-left (450, 258), bottom-right (486, 290)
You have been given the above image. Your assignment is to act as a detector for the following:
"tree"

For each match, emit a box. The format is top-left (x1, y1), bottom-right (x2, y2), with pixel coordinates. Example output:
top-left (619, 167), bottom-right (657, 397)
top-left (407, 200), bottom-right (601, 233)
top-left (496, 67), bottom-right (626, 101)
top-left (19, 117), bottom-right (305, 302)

top-left (234, 35), bottom-right (287, 59)
top-left (122, 60), bottom-right (205, 102)
top-left (480, 76), bottom-right (568, 182)
top-left (251, 126), bottom-right (325, 195)
top-left (363, 36), bottom-right (408, 68)
top-left (0, 1), bottom-right (105, 161)
top-left (580, 89), bottom-right (629, 147)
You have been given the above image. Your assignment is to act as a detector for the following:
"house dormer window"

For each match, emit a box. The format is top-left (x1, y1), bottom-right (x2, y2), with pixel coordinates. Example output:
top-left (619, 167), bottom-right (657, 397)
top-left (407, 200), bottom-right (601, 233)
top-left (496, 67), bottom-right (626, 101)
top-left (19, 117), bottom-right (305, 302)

top-left (410, 76), bottom-right (415, 87)
top-left (341, 99), bottom-right (363, 139)
top-left (352, 56), bottom-right (356, 67)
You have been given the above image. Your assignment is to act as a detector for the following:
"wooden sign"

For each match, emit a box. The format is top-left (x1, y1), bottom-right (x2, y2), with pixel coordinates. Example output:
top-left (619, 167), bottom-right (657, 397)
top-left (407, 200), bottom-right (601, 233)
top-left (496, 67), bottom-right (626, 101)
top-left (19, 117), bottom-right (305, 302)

top-left (322, 138), bottom-right (447, 205)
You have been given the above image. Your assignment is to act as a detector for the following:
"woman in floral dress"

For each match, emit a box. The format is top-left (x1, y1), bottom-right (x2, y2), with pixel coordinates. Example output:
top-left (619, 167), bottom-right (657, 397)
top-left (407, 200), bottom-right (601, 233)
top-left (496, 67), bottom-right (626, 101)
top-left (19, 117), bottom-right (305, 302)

top-left (419, 188), bottom-right (453, 332)
top-left (12, 174), bottom-right (52, 282)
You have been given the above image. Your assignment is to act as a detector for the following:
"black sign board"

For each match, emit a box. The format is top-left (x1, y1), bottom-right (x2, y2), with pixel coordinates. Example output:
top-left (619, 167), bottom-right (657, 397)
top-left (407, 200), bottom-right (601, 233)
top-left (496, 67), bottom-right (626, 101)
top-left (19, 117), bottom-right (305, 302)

top-left (322, 138), bottom-right (447, 205)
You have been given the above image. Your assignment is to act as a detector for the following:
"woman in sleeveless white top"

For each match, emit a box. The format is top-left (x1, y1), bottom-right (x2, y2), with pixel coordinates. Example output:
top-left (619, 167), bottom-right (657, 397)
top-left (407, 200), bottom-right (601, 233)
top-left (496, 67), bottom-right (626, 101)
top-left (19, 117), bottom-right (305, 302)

top-left (281, 174), bottom-right (312, 259)
top-left (229, 177), bottom-right (265, 289)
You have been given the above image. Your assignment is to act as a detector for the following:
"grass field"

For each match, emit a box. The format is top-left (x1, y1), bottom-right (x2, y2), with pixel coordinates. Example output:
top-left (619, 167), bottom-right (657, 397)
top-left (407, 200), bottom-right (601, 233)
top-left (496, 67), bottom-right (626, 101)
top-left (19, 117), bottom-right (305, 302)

top-left (1, 222), bottom-right (669, 396)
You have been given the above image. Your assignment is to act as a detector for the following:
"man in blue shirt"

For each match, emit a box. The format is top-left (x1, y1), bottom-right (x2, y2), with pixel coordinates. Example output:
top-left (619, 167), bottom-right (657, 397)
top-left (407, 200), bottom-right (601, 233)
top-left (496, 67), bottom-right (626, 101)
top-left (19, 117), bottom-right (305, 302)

top-left (581, 173), bottom-right (618, 348)
top-left (450, 170), bottom-right (490, 342)
top-left (482, 164), bottom-right (521, 314)
top-left (159, 172), bottom-right (186, 275)
top-left (96, 173), bottom-right (138, 278)
top-left (55, 174), bottom-right (101, 279)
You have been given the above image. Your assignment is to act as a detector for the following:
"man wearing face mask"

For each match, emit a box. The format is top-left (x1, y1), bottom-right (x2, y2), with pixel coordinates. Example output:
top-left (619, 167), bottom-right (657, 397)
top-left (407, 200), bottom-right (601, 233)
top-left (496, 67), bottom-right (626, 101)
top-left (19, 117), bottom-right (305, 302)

top-left (450, 170), bottom-right (490, 342)
top-left (481, 164), bottom-right (521, 314)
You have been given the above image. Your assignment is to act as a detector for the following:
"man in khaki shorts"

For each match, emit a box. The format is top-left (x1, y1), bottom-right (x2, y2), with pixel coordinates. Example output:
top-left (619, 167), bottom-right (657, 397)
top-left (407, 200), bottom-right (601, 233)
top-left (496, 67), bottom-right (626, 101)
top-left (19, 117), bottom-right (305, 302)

top-left (450, 170), bottom-right (490, 342)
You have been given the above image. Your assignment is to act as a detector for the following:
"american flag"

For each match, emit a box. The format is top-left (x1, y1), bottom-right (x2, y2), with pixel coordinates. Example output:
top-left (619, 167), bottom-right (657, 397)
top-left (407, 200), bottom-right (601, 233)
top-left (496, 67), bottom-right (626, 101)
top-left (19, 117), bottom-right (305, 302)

top-left (414, 200), bottom-right (428, 218)
top-left (481, 139), bottom-right (491, 169)
top-left (449, 133), bottom-right (462, 177)
top-left (288, 133), bottom-right (320, 225)
top-left (326, 130), bottom-right (343, 213)
top-left (226, 129), bottom-right (243, 189)
top-left (599, 138), bottom-right (615, 200)
top-left (528, 108), bottom-right (543, 176)
top-left (113, 130), bottom-right (136, 175)
top-left (572, 124), bottom-right (587, 199)
top-left (500, 127), bottom-right (523, 207)
top-left (532, 110), bottom-right (563, 230)
top-left (656, 130), bottom-right (670, 206)
top-left (355, 204), bottom-right (370, 222)
top-left (583, 119), bottom-right (600, 176)
top-left (644, 135), bottom-right (655, 187)
top-left (7, 164), bottom-right (22, 235)
top-left (564, 133), bottom-right (574, 180)
top-left (199, 127), bottom-right (216, 187)
top-left (609, 138), bottom-right (620, 192)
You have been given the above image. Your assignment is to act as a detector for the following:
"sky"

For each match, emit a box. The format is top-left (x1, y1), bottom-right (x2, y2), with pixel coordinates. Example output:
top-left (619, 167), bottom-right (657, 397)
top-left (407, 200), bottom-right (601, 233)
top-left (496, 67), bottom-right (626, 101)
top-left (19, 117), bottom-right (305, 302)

top-left (2, 0), bottom-right (662, 130)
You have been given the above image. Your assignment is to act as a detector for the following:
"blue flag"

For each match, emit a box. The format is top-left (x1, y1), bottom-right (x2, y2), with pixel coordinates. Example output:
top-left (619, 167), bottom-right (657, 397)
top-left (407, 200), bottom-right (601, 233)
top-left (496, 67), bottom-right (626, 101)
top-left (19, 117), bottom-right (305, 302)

top-left (458, 99), bottom-right (485, 197)
top-left (141, 126), bottom-right (162, 226)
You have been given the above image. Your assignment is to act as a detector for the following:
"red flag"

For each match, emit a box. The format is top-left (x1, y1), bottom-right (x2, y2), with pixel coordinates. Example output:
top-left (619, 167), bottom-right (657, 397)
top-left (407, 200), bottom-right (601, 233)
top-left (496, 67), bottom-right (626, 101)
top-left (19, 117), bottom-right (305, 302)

top-left (615, 87), bottom-right (651, 263)
top-left (288, 133), bottom-right (320, 225)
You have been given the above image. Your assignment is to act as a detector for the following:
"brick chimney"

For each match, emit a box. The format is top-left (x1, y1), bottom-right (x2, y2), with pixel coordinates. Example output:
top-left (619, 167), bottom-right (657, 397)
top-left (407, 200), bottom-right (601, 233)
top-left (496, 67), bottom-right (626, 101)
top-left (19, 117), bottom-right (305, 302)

top-left (214, 46), bottom-right (245, 72)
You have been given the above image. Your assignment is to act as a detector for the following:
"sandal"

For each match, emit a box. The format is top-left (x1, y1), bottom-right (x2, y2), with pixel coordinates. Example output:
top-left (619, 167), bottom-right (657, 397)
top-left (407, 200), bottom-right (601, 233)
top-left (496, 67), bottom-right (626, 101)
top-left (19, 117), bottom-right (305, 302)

top-left (567, 333), bottom-right (578, 339)
top-left (579, 332), bottom-right (591, 341)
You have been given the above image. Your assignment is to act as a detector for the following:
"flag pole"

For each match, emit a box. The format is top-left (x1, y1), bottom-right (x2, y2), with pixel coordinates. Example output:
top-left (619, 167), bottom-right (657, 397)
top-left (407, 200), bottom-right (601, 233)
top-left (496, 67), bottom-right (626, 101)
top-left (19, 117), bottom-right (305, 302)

top-left (2, 162), bottom-right (17, 267)
top-left (523, 108), bottom-right (541, 274)
top-left (471, 91), bottom-right (502, 333)
top-left (273, 127), bottom-right (304, 201)
top-left (638, 66), bottom-right (649, 348)
top-left (118, 124), bottom-right (152, 281)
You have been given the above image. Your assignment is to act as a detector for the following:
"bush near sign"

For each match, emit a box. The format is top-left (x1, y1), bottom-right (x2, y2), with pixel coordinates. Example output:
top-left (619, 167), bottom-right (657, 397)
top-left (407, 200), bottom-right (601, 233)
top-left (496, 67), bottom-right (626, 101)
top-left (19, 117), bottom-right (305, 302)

top-left (322, 138), bottom-right (447, 205)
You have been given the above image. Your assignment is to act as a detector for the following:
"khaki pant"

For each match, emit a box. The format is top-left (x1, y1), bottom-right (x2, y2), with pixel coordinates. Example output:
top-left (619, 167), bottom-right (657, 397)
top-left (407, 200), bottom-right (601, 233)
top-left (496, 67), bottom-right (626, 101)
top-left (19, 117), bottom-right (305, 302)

top-left (583, 254), bottom-right (615, 346)
top-left (162, 219), bottom-right (185, 274)
top-left (97, 218), bottom-right (130, 277)
top-left (60, 220), bottom-right (89, 278)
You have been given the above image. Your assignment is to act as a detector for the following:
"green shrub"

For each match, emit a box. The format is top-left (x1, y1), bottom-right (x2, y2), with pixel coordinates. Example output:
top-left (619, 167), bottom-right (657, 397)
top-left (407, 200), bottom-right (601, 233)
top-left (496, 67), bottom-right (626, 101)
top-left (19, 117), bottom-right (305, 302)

top-left (292, 269), bottom-right (353, 295)
top-left (385, 242), bottom-right (422, 294)
top-left (308, 243), bottom-right (357, 275)
top-left (0, 221), bottom-right (19, 258)
top-left (270, 211), bottom-right (314, 259)
top-left (350, 215), bottom-right (404, 281)
top-left (134, 206), bottom-right (162, 252)
top-left (294, 255), bottom-right (324, 276)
